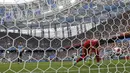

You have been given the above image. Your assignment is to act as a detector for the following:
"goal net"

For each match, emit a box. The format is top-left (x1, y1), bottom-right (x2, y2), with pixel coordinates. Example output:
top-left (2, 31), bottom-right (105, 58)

top-left (0, 0), bottom-right (130, 73)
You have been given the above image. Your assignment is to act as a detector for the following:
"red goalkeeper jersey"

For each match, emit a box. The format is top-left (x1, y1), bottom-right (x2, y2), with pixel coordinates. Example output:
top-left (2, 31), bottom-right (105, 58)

top-left (76, 39), bottom-right (101, 63)
top-left (83, 39), bottom-right (99, 48)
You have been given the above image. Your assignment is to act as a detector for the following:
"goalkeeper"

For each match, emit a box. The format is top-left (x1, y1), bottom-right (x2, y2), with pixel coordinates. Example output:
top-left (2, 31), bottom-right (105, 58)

top-left (74, 39), bottom-right (103, 65)
top-left (74, 32), bottom-right (130, 65)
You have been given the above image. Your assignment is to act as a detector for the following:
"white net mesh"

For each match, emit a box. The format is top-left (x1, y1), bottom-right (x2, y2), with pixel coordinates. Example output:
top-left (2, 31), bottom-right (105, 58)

top-left (0, 0), bottom-right (130, 73)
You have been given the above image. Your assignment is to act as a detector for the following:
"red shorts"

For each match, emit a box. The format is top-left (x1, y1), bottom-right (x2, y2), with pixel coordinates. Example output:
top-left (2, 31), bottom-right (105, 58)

top-left (81, 55), bottom-right (85, 59)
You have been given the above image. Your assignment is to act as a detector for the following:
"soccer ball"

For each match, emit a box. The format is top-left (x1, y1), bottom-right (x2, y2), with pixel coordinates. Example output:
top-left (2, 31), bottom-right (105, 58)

top-left (113, 47), bottom-right (122, 55)
top-left (7, 51), bottom-right (9, 53)
top-left (24, 50), bottom-right (26, 53)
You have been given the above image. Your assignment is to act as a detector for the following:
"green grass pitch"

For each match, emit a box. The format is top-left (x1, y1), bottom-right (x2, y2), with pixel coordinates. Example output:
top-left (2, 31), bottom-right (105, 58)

top-left (0, 60), bottom-right (130, 73)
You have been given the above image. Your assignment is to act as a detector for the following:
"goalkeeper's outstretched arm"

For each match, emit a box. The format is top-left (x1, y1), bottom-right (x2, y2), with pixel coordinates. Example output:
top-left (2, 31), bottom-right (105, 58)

top-left (100, 32), bottom-right (130, 45)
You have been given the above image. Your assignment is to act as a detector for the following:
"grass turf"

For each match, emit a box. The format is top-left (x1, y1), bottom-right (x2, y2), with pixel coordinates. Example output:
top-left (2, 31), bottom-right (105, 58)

top-left (0, 60), bottom-right (130, 73)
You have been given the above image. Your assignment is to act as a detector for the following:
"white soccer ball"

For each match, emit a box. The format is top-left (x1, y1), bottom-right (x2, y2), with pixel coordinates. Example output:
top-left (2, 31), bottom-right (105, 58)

top-left (113, 47), bottom-right (122, 55)
top-left (7, 51), bottom-right (9, 53)
top-left (24, 50), bottom-right (26, 53)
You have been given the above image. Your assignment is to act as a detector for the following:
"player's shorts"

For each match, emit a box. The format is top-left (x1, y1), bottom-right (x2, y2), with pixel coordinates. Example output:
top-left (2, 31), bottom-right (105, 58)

top-left (81, 55), bottom-right (85, 59)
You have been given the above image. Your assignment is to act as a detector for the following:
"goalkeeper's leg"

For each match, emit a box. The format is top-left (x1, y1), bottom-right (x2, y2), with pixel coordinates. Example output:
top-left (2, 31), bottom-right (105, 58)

top-left (76, 55), bottom-right (85, 62)
top-left (95, 49), bottom-right (101, 63)
top-left (91, 48), bottom-right (101, 65)
top-left (74, 49), bottom-right (88, 65)
top-left (74, 55), bottom-right (86, 65)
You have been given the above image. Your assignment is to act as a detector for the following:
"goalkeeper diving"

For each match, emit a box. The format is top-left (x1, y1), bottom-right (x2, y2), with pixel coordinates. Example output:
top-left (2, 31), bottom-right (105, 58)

top-left (74, 32), bottom-right (130, 65)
